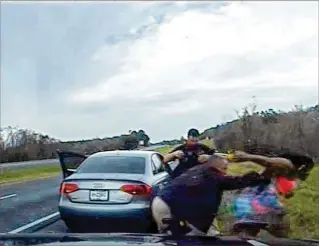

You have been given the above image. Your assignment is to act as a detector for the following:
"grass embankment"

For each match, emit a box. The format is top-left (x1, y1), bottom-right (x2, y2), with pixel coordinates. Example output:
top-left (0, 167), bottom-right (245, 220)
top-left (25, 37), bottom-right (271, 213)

top-left (0, 165), bottom-right (60, 185)
top-left (286, 166), bottom-right (319, 239)
top-left (154, 144), bottom-right (319, 240)
top-left (156, 145), bottom-right (175, 155)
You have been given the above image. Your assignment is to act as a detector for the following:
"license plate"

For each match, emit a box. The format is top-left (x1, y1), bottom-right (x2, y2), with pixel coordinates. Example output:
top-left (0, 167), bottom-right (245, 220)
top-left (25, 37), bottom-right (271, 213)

top-left (90, 190), bottom-right (109, 201)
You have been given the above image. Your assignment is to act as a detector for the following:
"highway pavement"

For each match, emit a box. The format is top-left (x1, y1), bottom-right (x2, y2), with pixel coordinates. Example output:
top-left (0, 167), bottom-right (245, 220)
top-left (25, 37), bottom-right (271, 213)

top-left (35, 220), bottom-right (67, 233)
top-left (0, 176), bottom-right (62, 233)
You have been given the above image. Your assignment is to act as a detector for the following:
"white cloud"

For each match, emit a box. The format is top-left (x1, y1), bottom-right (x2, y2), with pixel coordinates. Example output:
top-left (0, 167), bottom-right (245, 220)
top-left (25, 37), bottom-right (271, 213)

top-left (70, 2), bottom-right (317, 102)
top-left (66, 1), bottom-right (318, 141)
top-left (3, 2), bottom-right (317, 142)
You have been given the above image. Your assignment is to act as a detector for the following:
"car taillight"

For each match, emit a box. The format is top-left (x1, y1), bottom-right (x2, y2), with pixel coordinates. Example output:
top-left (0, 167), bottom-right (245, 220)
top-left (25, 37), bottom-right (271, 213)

top-left (120, 184), bottom-right (152, 195)
top-left (60, 183), bottom-right (79, 195)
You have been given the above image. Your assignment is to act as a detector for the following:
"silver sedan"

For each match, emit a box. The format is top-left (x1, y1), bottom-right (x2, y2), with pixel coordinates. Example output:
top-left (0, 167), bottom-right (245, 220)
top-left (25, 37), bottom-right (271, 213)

top-left (57, 150), bottom-right (172, 233)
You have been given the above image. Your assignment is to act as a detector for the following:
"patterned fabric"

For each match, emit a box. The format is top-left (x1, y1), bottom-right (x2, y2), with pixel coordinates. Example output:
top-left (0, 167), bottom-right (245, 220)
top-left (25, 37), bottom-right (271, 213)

top-left (233, 179), bottom-right (286, 225)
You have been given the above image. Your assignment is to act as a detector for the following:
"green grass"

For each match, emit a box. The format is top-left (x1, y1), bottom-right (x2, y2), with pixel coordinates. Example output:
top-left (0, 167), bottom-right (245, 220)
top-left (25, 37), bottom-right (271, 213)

top-left (201, 139), bottom-right (214, 149)
top-left (227, 161), bottom-right (264, 175)
top-left (0, 165), bottom-right (60, 184)
top-left (155, 145), bottom-right (175, 155)
top-left (286, 166), bottom-right (319, 239)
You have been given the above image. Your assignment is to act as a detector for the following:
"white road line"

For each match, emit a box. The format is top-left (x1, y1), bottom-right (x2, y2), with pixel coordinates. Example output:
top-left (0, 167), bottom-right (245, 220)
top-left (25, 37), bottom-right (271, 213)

top-left (0, 194), bottom-right (17, 200)
top-left (8, 211), bottom-right (60, 234)
top-left (247, 240), bottom-right (269, 246)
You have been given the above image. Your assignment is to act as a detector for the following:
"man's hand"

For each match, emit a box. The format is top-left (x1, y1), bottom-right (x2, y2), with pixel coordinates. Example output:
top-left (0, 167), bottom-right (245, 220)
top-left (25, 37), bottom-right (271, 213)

top-left (163, 149), bottom-right (185, 163)
top-left (198, 154), bottom-right (211, 164)
top-left (173, 150), bottom-right (185, 159)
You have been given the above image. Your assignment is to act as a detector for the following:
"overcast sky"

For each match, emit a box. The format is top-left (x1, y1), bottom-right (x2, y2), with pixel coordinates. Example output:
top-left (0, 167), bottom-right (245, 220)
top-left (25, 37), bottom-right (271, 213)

top-left (1, 1), bottom-right (318, 142)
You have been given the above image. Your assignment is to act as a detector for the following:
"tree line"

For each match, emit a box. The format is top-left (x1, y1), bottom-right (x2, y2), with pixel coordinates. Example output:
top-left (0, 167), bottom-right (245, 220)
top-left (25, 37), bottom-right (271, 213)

top-left (0, 128), bottom-right (150, 163)
top-left (1, 103), bottom-right (318, 163)
top-left (202, 104), bottom-right (319, 162)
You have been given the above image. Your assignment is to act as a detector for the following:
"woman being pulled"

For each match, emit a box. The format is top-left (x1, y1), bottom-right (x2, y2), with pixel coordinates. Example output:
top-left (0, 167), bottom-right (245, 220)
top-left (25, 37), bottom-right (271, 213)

top-left (230, 149), bottom-right (314, 238)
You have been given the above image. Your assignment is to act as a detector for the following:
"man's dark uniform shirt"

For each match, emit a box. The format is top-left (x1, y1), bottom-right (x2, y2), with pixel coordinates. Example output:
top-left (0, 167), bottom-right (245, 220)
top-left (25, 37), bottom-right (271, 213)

top-left (158, 163), bottom-right (267, 232)
top-left (168, 143), bottom-right (215, 178)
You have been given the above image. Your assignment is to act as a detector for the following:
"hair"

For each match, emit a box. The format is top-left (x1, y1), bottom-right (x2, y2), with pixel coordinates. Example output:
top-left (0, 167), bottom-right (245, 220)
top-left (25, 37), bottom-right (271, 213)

top-left (187, 128), bottom-right (200, 138)
top-left (243, 144), bottom-right (314, 181)
top-left (278, 152), bottom-right (314, 180)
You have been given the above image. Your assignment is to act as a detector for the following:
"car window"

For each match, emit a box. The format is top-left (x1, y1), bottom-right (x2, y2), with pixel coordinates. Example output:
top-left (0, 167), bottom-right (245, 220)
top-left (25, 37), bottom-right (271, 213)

top-left (61, 154), bottom-right (87, 170)
top-left (76, 156), bottom-right (146, 174)
top-left (152, 154), bottom-right (165, 174)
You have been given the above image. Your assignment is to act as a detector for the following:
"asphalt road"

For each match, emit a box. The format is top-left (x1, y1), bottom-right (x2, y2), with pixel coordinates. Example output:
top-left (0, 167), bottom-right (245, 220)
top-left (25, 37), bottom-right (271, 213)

top-left (35, 219), bottom-right (67, 233)
top-left (0, 176), bottom-right (62, 233)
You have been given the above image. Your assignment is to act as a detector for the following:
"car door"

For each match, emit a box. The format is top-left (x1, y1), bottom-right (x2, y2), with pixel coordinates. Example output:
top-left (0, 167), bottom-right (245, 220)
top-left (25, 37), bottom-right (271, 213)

top-left (56, 150), bottom-right (88, 179)
top-left (150, 153), bottom-right (171, 195)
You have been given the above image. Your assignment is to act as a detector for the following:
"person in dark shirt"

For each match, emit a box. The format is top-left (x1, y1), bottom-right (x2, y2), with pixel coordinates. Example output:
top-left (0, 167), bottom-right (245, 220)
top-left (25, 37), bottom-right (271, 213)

top-left (151, 154), bottom-right (268, 235)
top-left (163, 128), bottom-right (215, 178)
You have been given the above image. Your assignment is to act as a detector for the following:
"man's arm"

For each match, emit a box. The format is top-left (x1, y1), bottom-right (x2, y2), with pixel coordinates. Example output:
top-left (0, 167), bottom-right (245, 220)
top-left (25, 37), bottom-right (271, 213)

top-left (232, 151), bottom-right (294, 173)
top-left (217, 172), bottom-right (269, 190)
top-left (163, 145), bottom-right (184, 163)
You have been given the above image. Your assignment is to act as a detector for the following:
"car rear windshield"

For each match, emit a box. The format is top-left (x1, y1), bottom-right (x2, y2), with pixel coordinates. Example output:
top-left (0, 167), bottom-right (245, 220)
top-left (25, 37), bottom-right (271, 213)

top-left (76, 156), bottom-right (146, 174)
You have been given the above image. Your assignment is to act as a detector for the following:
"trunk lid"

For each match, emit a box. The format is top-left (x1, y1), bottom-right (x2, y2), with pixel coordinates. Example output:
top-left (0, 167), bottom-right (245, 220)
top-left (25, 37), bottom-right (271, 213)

top-left (65, 173), bottom-right (145, 182)
top-left (61, 173), bottom-right (149, 204)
